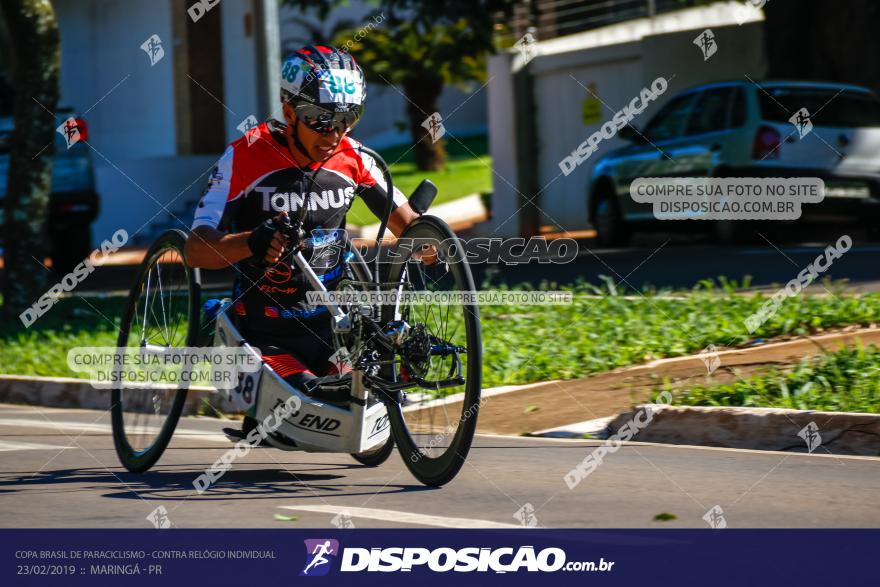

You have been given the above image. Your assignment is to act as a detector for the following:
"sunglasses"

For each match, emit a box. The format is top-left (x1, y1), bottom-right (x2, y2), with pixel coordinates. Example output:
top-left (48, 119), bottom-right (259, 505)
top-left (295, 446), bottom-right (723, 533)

top-left (295, 103), bottom-right (361, 135)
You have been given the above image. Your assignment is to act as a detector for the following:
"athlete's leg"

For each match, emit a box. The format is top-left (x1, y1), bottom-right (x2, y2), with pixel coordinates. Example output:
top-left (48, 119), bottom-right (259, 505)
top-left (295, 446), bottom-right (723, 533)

top-left (261, 348), bottom-right (321, 393)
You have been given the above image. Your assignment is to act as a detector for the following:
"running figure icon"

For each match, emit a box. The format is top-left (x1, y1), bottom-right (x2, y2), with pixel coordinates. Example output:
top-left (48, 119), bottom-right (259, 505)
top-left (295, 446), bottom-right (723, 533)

top-left (302, 540), bottom-right (336, 575)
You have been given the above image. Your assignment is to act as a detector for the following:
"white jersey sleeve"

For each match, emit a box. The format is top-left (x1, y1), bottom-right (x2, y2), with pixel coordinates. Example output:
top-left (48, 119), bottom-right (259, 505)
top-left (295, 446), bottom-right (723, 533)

top-left (191, 146), bottom-right (234, 231)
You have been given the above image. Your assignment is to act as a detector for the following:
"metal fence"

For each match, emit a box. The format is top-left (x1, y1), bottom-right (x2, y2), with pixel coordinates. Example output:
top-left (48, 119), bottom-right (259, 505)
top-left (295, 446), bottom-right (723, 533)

top-left (508, 0), bottom-right (703, 40)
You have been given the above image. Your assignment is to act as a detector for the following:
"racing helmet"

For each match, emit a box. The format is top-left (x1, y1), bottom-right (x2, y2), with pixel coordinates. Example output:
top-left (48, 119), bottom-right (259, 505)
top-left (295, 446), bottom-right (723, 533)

top-left (280, 45), bottom-right (366, 134)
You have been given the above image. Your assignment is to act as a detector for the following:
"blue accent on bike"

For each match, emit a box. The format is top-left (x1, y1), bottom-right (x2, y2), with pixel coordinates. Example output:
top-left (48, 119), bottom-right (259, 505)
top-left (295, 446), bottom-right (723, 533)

top-left (305, 227), bottom-right (346, 248)
top-left (384, 320), bottom-right (407, 336)
top-left (279, 305), bottom-right (328, 319)
top-left (319, 264), bottom-right (343, 282)
top-left (431, 343), bottom-right (460, 355)
top-left (202, 299), bottom-right (222, 320)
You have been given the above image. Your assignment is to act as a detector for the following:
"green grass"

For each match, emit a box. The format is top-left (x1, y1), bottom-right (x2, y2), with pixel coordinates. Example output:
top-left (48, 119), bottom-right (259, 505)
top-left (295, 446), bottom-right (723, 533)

top-left (346, 135), bottom-right (491, 226)
top-left (662, 344), bottom-right (880, 413)
top-left (6, 279), bottom-right (880, 390)
top-left (477, 278), bottom-right (880, 387)
top-left (0, 298), bottom-right (125, 378)
top-left (380, 134), bottom-right (488, 163)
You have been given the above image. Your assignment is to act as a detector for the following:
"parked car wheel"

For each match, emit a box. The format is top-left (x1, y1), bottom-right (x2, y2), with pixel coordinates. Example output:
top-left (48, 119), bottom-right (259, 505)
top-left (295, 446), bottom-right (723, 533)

top-left (592, 187), bottom-right (631, 247)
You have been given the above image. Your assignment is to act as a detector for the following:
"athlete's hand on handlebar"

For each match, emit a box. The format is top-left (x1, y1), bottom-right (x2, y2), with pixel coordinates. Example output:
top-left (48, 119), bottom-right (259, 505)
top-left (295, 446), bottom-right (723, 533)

top-left (248, 212), bottom-right (289, 264)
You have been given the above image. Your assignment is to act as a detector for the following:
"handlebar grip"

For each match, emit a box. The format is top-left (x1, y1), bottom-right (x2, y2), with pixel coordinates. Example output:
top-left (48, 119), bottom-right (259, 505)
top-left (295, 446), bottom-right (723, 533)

top-left (250, 215), bottom-right (302, 268)
top-left (408, 179), bottom-right (438, 215)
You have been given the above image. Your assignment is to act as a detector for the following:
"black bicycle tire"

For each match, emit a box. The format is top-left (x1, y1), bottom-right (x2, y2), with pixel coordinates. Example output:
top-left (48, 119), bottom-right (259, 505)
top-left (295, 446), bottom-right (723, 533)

top-left (351, 435), bottom-right (396, 466)
top-left (110, 229), bottom-right (201, 473)
top-left (382, 215), bottom-right (482, 486)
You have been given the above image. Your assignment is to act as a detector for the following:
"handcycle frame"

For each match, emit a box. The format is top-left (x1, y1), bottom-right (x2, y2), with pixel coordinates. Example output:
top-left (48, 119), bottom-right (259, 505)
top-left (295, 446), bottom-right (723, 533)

top-left (210, 146), bottom-right (464, 454)
top-left (213, 303), bottom-right (393, 454)
top-left (111, 146), bottom-right (480, 484)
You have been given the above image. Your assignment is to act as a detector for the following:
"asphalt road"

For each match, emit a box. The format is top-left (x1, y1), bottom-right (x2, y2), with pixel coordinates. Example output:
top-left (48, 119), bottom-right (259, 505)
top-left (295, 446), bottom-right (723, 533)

top-left (1, 404), bottom-right (878, 529)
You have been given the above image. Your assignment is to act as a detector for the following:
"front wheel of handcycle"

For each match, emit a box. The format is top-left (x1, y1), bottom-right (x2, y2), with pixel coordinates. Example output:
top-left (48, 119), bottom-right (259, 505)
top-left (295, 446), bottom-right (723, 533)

top-left (111, 229), bottom-right (201, 473)
top-left (382, 215), bottom-right (482, 486)
top-left (351, 436), bottom-right (395, 466)
top-left (337, 240), bottom-right (398, 468)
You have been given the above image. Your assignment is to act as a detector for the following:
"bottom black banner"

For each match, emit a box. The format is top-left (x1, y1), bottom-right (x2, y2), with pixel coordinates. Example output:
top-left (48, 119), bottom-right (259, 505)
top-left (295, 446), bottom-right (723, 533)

top-left (2, 529), bottom-right (875, 585)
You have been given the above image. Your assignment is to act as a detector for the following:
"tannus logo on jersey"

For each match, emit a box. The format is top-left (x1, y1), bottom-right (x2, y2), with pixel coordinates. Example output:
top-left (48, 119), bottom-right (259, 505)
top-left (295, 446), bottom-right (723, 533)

top-left (255, 186), bottom-right (355, 212)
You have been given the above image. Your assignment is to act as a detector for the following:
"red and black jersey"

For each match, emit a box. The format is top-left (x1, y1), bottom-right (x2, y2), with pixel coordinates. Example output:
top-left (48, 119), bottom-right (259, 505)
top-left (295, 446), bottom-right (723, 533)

top-left (191, 120), bottom-right (406, 337)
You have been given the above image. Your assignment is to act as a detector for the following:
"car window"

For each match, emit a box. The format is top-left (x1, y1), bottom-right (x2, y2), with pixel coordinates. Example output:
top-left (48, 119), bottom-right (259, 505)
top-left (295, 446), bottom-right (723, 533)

top-left (643, 92), bottom-right (700, 142)
top-left (759, 87), bottom-right (880, 127)
top-left (685, 88), bottom-right (734, 135)
top-left (729, 87), bottom-right (746, 127)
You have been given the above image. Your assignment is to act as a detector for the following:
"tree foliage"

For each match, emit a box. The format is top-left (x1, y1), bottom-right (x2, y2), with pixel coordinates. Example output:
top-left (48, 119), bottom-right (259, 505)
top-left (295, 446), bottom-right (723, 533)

top-left (281, 0), bottom-right (513, 170)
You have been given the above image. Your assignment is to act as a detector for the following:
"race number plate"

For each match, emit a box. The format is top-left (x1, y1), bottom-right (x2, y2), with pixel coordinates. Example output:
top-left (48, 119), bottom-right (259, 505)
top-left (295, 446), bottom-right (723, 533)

top-left (231, 370), bottom-right (261, 412)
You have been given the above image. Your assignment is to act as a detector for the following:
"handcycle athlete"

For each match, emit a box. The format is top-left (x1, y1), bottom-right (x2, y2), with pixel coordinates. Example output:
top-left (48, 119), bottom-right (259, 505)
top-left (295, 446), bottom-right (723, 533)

top-left (111, 44), bottom-right (481, 486)
top-left (183, 45), bottom-right (423, 435)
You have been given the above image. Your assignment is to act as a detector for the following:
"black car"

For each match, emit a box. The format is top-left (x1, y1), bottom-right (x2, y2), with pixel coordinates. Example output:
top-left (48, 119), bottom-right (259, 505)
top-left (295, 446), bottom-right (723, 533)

top-left (0, 75), bottom-right (100, 275)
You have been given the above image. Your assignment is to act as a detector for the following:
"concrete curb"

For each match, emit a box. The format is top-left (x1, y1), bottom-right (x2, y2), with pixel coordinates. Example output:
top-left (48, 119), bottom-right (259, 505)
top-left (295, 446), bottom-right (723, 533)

top-left (0, 374), bottom-right (544, 417)
top-left (532, 417), bottom-right (616, 439)
top-left (0, 375), bottom-right (238, 417)
top-left (602, 404), bottom-right (880, 456)
top-left (354, 193), bottom-right (488, 240)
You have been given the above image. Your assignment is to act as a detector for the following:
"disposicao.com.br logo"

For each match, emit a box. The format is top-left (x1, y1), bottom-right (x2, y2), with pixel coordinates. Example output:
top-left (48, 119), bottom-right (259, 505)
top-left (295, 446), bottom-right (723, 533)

top-left (300, 540), bottom-right (615, 575)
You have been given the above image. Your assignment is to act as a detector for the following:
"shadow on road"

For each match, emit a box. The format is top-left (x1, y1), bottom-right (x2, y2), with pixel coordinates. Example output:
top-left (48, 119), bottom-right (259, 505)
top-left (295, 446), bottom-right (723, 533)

top-left (0, 464), bottom-right (436, 501)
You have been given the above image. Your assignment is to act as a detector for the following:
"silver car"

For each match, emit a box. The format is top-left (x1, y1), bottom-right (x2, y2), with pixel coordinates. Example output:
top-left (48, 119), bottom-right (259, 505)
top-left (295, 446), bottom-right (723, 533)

top-left (588, 80), bottom-right (880, 245)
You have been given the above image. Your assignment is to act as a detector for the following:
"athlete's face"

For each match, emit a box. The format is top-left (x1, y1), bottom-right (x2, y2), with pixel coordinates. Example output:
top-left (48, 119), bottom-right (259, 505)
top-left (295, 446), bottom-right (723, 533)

top-left (283, 102), bottom-right (345, 162)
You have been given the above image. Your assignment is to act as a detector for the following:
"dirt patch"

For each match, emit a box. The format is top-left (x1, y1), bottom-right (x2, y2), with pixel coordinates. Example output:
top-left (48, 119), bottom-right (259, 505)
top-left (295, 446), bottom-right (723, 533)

top-left (458, 327), bottom-right (880, 436)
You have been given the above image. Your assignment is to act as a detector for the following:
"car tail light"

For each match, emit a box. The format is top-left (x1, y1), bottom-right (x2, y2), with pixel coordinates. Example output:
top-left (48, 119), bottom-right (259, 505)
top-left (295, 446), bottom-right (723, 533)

top-left (752, 125), bottom-right (781, 160)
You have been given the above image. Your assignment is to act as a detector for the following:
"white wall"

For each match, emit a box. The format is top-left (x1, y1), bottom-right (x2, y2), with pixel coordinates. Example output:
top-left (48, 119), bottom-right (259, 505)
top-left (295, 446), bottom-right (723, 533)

top-left (54, 0), bottom-right (177, 158)
top-left (93, 155), bottom-right (219, 244)
top-left (531, 43), bottom-right (643, 232)
top-left (53, 0), bottom-right (180, 242)
top-left (482, 1), bottom-right (768, 236)
top-left (51, 0), bottom-right (276, 242)
top-left (221, 0), bottom-right (262, 139)
top-left (485, 52), bottom-right (519, 236)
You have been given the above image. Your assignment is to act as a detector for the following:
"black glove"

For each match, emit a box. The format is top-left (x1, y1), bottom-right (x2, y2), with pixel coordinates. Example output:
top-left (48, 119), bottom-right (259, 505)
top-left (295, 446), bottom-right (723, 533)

top-left (247, 217), bottom-right (281, 261)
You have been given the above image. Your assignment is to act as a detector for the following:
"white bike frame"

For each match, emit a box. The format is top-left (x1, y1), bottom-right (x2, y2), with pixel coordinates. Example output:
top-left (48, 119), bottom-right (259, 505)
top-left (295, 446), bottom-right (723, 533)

top-left (210, 288), bottom-right (391, 454)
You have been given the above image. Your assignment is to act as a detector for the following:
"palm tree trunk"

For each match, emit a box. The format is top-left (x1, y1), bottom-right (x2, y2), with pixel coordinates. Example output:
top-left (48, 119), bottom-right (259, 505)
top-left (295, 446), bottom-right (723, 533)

top-left (403, 75), bottom-right (446, 171)
top-left (0, 0), bottom-right (59, 322)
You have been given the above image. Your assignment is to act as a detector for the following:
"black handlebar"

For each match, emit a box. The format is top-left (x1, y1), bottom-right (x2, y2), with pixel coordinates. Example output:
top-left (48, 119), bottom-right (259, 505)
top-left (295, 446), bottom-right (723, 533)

top-left (355, 146), bottom-right (395, 284)
top-left (355, 145), bottom-right (394, 247)
top-left (275, 213), bottom-right (306, 246)
top-left (251, 214), bottom-right (305, 269)
top-left (252, 148), bottom-right (399, 284)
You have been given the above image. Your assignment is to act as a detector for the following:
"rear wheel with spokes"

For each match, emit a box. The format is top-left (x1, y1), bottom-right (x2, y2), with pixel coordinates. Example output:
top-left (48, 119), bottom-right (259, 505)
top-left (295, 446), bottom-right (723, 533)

top-left (381, 216), bottom-right (482, 486)
top-left (111, 230), bottom-right (200, 473)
